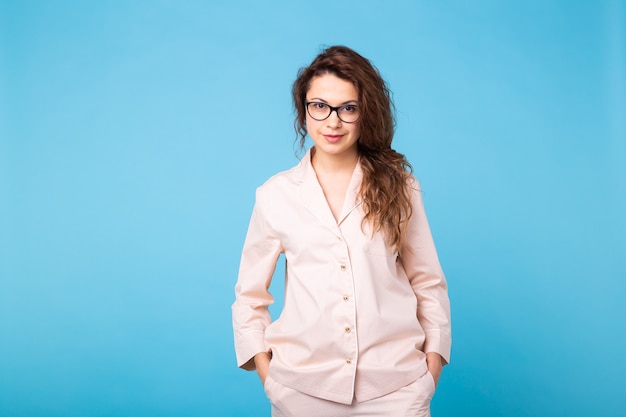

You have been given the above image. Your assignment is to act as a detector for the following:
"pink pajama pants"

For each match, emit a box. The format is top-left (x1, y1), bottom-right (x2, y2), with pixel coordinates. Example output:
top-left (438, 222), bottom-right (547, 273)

top-left (264, 370), bottom-right (436, 417)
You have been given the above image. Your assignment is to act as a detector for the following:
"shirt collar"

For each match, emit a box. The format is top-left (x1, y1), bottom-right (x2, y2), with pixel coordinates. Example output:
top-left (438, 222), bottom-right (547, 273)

top-left (293, 147), bottom-right (363, 226)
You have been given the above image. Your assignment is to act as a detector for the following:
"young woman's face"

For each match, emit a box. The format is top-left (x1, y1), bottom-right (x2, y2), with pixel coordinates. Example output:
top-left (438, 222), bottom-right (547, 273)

top-left (305, 73), bottom-right (361, 160)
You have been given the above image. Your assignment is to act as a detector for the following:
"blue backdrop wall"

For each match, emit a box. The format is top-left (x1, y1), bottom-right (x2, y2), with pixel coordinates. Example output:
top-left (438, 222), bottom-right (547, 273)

top-left (1, 1), bottom-right (625, 416)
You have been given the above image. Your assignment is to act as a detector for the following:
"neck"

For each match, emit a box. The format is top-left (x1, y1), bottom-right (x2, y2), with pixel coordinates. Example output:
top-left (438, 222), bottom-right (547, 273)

top-left (311, 147), bottom-right (359, 175)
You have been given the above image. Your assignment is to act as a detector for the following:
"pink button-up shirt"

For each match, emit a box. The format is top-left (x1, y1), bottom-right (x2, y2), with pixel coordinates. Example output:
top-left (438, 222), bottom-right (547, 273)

top-left (232, 149), bottom-right (451, 404)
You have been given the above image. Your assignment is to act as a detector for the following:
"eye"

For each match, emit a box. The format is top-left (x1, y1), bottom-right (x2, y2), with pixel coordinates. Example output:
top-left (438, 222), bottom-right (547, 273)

top-left (312, 102), bottom-right (328, 110)
top-left (342, 105), bottom-right (358, 113)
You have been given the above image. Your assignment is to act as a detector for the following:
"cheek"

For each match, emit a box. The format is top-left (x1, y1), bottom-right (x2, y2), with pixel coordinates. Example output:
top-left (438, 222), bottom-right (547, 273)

top-left (305, 116), bottom-right (320, 133)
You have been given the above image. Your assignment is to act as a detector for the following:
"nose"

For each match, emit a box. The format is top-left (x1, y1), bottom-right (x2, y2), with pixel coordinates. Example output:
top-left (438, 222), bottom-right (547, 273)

top-left (327, 109), bottom-right (342, 127)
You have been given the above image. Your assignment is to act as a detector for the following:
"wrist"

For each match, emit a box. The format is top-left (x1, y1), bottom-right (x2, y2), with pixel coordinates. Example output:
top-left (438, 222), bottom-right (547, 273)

top-left (254, 351), bottom-right (271, 369)
top-left (426, 352), bottom-right (443, 365)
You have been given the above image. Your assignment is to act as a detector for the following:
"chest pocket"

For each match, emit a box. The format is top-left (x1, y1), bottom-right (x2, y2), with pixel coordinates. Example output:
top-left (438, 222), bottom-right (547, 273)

top-left (362, 227), bottom-right (397, 258)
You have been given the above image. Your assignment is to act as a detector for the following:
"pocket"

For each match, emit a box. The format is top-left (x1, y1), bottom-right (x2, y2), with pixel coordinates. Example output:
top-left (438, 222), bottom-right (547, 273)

top-left (263, 374), bottom-right (272, 396)
top-left (363, 236), bottom-right (397, 257)
top-left (425, 370), bottom-right (436, 393)
top-left (264, 373), bottom-right (281, 402)
top-left (362, 224), bottom-right (398, 257)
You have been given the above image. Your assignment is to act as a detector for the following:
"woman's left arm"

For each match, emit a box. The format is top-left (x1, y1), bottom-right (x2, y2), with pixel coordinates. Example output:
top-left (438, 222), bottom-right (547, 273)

top-left (400, 180), bottom-right (452, 372)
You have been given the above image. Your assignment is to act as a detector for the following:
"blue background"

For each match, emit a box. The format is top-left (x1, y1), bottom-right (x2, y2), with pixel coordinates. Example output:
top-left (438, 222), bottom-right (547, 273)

top-left (1, 1), bottom-right (625, 416)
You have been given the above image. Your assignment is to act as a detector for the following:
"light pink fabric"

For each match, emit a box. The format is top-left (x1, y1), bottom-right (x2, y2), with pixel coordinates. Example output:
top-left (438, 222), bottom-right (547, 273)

top-left (265, 370), bottom-right (436, 417)
top-left (232, 148), bottom-right (451, 404)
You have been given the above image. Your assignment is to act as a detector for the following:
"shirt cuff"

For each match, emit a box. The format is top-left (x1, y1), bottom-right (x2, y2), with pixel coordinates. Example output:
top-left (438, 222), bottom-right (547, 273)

top-left (235, 330), bottom-right (270, 371)
top-left (423, 329), bottom-right (452, 365)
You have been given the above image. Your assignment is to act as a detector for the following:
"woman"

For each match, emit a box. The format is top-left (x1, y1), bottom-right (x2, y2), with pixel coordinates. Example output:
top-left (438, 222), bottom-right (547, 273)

top-left (232, 46), bottom-right (451, 416)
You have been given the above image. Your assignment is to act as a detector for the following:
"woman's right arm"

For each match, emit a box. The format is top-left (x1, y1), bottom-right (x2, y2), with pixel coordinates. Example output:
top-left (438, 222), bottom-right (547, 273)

top-left (232, 189), bottom-right (283, 371)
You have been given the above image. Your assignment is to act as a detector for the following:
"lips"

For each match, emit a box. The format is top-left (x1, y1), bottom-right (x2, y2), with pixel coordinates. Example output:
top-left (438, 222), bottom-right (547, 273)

top-left (324, 135), bottom-right (343, 143)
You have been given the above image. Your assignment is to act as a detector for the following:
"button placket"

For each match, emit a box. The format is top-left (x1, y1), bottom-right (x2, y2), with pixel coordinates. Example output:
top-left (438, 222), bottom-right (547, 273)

top-left (335, 232), bottom-right (356, 373)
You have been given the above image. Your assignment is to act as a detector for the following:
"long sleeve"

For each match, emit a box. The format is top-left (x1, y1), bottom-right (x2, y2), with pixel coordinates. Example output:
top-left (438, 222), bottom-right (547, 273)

top-left (232, 188), bottom-right (283, 370)
top-left (400, 180), bottom-right (452, 364)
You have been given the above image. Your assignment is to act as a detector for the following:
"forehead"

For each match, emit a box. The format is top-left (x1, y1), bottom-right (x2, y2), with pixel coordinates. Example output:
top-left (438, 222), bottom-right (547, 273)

top-left (307, 73), bottom-right (358, 102)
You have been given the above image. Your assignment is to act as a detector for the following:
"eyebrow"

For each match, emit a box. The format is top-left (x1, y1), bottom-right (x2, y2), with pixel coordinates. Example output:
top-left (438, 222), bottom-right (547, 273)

top-left (307, 97), bottom-right (358, 105)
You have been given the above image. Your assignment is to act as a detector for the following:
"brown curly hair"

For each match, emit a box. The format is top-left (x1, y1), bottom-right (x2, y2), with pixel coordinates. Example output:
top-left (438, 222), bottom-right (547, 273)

top-left (292, 46), bottom-right (413, 251)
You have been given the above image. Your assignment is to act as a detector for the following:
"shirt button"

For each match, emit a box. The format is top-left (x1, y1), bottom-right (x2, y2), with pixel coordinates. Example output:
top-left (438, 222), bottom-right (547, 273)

top-left (340, 264), bottom-right (346, 271)
top-left (345, 359), bottom-right (352, 365)
top-left (344, 327), bottom-right (351, 334)
top-left (343, 295), bottom-right (349, 302)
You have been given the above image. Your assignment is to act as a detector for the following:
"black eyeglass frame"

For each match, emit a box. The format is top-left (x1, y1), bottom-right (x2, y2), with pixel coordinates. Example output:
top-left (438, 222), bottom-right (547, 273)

top-left (305, 101), bottom-right (360, 123)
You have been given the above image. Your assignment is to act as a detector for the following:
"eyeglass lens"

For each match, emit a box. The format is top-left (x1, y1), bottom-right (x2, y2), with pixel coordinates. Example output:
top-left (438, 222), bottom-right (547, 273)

top-left (307, 102), bottom-right (359, 123)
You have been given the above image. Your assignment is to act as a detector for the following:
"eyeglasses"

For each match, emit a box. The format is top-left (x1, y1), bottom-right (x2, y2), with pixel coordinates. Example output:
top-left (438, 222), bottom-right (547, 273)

top-left (305, 101), bottom-right (360, 123)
